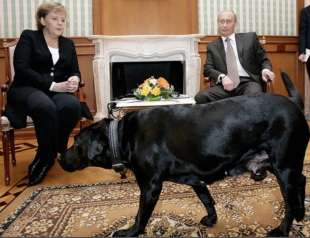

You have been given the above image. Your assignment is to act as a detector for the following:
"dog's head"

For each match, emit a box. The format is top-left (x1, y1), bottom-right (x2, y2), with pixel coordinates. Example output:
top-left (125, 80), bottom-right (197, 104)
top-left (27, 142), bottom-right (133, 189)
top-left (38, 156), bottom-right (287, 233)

top-left (58, 119), bottom-right (113, 172)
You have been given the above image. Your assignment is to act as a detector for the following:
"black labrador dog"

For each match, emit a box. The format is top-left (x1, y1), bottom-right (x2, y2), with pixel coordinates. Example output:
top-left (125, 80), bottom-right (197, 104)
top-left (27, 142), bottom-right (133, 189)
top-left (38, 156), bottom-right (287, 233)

top-left (59, 72), bottom-right (309, 237)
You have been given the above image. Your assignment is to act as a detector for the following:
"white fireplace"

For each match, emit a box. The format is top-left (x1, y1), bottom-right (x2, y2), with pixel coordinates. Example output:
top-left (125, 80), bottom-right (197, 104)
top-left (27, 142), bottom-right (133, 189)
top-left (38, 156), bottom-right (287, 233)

top-left (89, 34), bottom-right (205, 119)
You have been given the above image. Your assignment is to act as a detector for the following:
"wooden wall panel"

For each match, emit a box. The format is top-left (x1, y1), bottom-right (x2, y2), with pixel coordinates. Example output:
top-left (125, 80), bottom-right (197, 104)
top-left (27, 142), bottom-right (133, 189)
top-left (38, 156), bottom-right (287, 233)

top-left (73, 38), bottom-right (96, 114)
top-left (92, 0), bottom-right (198, 35)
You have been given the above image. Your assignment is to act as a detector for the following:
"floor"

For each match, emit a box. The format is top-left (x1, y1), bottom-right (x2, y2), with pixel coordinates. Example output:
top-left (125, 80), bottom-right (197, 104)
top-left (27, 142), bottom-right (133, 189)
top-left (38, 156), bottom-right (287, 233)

top-left (0, 138), bottom-right (124, 218)
top-left (1, 136), bottom-right (310, 222)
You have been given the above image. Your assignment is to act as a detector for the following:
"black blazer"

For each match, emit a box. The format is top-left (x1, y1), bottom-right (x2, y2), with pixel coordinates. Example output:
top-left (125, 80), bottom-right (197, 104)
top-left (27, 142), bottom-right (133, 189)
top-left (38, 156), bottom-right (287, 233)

top-left (204, 32), bottom-right (272, 85)
top-left (6, 30), bottom-right (81, 128)
top-left (299, 5), bottom-right (310, 54)
top-left (11, 29), bottom-right (81, 91)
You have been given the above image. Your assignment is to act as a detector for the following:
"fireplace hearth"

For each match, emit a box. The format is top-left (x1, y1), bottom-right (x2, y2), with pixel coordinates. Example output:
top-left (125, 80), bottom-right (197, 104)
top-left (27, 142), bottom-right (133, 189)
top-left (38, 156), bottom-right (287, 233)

top-left (89, 34), bottom-right (205, 119)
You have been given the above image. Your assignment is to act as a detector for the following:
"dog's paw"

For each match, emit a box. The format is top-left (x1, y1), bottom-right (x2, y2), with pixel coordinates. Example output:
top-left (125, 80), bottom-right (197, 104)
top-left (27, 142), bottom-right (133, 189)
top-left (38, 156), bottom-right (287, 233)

top-left (267, 227), bottom-right (287, 237)
top-left (200, 214), bottom-right (217, 227)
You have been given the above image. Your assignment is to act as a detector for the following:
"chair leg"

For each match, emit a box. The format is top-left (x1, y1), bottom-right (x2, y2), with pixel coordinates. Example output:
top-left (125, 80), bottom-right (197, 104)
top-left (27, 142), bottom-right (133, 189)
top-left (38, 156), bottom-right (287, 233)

top-left (80, 119), bottom-right (87, 130)
top-left (9, 129), bottom-right (16, 166)
top-left (2, 131), bottom-right (11, 186)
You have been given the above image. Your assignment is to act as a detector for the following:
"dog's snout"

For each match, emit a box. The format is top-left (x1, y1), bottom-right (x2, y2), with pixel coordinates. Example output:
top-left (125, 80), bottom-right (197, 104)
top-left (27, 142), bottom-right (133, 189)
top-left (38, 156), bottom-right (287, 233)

top-left (58, 146), bottom-right (82, 172)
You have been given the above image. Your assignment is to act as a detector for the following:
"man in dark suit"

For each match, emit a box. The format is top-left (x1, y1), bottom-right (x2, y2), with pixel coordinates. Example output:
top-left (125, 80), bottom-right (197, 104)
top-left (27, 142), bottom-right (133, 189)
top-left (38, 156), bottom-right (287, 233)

top-left (195, 10), bottom-right (275, 103)
top-left (298, 5), bottom-right (310, 76)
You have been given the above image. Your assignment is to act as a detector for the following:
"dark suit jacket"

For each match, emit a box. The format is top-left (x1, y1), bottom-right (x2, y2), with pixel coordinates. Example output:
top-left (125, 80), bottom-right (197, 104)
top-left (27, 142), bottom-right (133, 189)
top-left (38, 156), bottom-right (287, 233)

top-left (204, 32), bottom-right (272, 85)
top-left (6, 29), bottom-right (81, 128)
top-left (299, 5), bottom-right (310, 54)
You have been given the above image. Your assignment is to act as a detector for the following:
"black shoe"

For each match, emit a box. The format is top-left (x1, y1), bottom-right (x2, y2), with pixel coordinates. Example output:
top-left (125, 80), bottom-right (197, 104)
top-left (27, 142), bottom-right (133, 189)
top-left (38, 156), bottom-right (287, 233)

top-left (112, 163), bottom-right (126, 173)
top-left (250, 169), bottom-right (267, 181)
top-left (28, 160), bottom-right (54, 186)
top-left (28, 154), bottom-right (41, 175)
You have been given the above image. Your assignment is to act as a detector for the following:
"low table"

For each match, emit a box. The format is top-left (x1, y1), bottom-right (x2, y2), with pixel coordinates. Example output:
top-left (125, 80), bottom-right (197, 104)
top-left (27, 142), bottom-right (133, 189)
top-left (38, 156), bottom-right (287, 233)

top-left (109, 95), bottom-right (196, 118)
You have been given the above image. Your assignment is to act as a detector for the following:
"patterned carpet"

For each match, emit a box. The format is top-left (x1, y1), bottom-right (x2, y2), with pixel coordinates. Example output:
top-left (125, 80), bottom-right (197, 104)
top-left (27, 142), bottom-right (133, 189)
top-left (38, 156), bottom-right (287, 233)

top-left (1, 165), bottom-right (310, 237)
top-left (0, 142), bottom-right (36, 212)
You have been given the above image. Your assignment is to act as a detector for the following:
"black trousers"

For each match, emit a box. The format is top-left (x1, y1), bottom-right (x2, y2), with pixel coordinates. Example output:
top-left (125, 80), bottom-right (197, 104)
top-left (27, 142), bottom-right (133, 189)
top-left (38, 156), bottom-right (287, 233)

top-left (8, 86), bottom-right (81, 163)
top-left (194, 80), bottom-right (263, 104)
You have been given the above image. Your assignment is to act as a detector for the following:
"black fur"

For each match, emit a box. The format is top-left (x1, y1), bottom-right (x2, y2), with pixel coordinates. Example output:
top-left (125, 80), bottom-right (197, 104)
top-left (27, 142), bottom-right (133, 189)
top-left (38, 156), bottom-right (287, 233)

top-left (59, 73), bottom-right (309, 237)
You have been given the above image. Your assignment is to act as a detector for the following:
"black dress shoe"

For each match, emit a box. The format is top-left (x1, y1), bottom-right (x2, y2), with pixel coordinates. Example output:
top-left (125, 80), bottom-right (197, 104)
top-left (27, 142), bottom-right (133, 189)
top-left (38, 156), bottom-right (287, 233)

top-left (28, 160), bottom-right (54, 186)
top-left (250, 169), bottom-right (267, 181)
top-left (112, 163), bottom-right (126, 173)
top-left (28, 154), bottom-right (41, 175)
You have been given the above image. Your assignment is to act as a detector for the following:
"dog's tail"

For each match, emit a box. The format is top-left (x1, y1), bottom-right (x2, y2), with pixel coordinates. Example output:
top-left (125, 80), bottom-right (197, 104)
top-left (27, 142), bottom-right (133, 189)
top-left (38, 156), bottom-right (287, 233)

top-left (280, 71), bottom-right (304, 111)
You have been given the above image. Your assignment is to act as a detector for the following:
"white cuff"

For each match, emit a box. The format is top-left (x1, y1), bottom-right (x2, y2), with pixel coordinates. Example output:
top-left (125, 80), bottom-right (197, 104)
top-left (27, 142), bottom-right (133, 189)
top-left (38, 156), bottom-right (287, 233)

top-left (49, 82), bottom-right (56, 91)
top-left (216, 74), bottom-right (226, 84)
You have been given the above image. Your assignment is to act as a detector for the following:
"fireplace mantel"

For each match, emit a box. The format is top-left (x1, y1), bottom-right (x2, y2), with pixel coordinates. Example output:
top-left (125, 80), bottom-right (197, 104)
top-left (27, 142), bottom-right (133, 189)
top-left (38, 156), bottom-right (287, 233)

top-left (89, 34), bottom-right (205, 119)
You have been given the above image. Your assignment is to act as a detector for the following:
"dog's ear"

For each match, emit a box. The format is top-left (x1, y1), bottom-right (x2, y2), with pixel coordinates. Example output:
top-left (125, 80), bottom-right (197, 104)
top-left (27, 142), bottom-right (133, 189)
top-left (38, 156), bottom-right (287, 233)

top-left (89, 118), bottom-right (111, 136)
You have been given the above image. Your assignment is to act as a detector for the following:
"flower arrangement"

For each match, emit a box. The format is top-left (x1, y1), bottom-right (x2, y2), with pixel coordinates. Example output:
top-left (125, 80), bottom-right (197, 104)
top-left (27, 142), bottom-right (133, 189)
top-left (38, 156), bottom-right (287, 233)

top-left (133, 76), bottom-right (175, 101)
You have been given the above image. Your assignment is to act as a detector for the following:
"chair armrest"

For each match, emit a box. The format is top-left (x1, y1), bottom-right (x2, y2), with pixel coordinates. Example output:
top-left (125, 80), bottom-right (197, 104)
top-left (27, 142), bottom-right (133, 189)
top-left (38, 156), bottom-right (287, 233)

top-left (1, 81), bottom-right (10, 116)
top-left (79, 79), bottom-right (85, 88)
top-left (76, 80), bottom-right (85, 100)
top-left (204, 76), bottom-right (215, 88)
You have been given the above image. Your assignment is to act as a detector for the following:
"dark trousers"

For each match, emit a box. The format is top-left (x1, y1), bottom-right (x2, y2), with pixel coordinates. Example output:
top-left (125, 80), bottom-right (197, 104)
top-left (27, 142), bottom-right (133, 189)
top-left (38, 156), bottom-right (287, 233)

top-left (8, 86), bottom-right (81, 163)
top-left (194, 80), bottom-right (263, 104)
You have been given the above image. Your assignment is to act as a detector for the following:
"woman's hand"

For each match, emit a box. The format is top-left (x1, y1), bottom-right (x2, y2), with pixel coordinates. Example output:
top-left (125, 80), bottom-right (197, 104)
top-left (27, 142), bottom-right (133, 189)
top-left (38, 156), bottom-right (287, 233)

top-left (50, 76), bottom-right (79, 93)
top-left (52, 81), bottom-right (72, 92)
top-left (67, 76), bottom-right (80, 93)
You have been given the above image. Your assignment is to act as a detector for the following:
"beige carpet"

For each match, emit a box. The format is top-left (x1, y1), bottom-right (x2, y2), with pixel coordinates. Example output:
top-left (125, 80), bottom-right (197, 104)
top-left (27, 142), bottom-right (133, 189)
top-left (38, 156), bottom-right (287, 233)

top-left (1, 166), bottom-right (310, 237)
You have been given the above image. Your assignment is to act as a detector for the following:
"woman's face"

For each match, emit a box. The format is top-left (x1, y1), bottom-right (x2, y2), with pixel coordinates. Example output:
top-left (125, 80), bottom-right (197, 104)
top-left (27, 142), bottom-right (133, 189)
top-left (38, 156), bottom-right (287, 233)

top-left (41, 10), bottom-right (66, 38)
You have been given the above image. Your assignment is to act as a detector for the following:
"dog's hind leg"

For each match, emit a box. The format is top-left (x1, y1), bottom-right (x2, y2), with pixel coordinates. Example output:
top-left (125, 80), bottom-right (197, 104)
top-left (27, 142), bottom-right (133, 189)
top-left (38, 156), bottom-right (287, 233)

top-left (267, 145), bottom-right (307, 236)
top-left (113, 176), bottom-right (163, 237)
top-left (192, 183), bottom-right (217, 227)
top-left (268, 170), bottom-right (306, 237)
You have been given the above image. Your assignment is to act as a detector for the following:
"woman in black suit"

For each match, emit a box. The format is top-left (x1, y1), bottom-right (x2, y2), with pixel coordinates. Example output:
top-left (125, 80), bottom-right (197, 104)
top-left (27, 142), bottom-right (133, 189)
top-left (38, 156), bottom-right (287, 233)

top-left (6, 2), bottom-right (81, 185)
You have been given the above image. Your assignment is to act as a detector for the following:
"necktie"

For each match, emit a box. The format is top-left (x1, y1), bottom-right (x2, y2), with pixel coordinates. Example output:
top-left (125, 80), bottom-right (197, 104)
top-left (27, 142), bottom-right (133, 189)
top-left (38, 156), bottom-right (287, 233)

top-left (225, 38), bottom-right (240, 88)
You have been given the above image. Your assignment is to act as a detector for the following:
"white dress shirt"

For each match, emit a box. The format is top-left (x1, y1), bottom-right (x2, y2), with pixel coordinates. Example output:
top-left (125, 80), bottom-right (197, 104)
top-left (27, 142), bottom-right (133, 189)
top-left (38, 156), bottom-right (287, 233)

top-left (48, 46), bottom-right (59, 91)
top-left (221, 33), bottom-right (249, 77)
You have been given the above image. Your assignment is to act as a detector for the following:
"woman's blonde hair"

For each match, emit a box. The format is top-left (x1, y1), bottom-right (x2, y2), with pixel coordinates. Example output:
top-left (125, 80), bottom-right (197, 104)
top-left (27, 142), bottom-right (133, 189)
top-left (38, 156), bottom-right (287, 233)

top-left (36, 2), bottom-right (67, 30)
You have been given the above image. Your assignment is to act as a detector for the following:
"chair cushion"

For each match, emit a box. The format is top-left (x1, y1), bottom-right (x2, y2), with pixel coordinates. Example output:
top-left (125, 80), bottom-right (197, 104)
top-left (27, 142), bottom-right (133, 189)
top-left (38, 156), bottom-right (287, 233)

top-left (1, 115), bottom-right (33, 131)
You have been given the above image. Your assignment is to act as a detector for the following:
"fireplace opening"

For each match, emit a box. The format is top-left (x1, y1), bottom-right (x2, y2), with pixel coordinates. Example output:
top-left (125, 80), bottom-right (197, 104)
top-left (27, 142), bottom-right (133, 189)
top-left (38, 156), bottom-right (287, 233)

top-left (111, 61), bottom-right (184, 99)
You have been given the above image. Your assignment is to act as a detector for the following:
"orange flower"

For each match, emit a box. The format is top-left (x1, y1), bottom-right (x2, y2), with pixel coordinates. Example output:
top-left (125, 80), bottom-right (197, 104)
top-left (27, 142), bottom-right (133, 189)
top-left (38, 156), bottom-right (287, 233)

top-left (158, 77), bottom-right (170, 89)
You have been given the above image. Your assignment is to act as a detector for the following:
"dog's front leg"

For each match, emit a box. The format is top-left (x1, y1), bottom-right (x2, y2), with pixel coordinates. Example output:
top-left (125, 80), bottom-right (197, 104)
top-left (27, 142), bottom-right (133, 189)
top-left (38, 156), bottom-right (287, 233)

top-left (192, 183), bottom-right (217, 227)
top-left (113, 179), bottom-right (163, 237)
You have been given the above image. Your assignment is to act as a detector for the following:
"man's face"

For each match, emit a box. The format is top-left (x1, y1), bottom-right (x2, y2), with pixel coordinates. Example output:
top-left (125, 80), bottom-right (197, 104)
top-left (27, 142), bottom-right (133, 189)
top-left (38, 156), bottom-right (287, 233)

top-left (217, 11), bottom-right (236, 37)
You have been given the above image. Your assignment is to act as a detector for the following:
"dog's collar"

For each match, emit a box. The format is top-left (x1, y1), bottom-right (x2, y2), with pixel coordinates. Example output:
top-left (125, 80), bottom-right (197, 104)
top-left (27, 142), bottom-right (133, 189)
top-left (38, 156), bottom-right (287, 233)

top-left (108, 119), bottom-right (123, 168)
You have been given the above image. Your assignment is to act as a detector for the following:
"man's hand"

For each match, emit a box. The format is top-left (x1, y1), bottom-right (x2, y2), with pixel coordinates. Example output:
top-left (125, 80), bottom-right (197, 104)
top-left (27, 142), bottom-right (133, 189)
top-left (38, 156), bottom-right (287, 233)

top-left (299, 53), bottom-right (307, 63)
top-left (262, 69), bottom-right (275, 82)
top-left (222, 76), bottom-right (234, 91)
